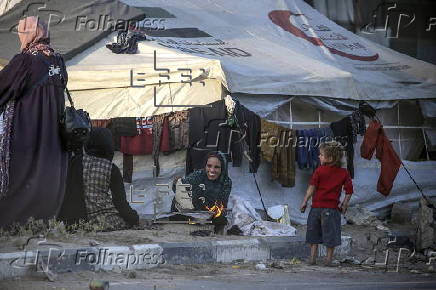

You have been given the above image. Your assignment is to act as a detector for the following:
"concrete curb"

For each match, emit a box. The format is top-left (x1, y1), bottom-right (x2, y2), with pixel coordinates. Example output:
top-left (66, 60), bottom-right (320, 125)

top-left (0, 236), bottom-right (351, 280)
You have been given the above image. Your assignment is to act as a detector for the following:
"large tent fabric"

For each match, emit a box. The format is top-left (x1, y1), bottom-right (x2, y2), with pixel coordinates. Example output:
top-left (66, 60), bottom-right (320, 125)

top-left (0, 0), bottom-right (145, 65)
top-left (0, 0), bottom-right (24, 16)
top-left (67, 38), bottom-right (227, 90)
top-left (119, 0), bottom-right (436, 101)
top-left (66, 37), bottom-right (227, 118)
top-left (1, 0), bottom-right (435, 224)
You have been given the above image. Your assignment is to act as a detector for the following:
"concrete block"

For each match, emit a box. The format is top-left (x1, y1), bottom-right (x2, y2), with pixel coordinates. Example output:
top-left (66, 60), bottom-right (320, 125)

top-left (161, 242), bottom-right (215, 265)
top-left (214, 239), bottom-right (270, 263)
top-left (264, 237), bottom-right (309, 259)
top-left (318, 236), bottom-right (352, 257)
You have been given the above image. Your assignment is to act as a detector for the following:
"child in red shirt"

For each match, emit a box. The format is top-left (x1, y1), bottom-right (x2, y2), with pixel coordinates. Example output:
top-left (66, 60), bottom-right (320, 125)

top-left (300, 142), bottom-right (353, 266)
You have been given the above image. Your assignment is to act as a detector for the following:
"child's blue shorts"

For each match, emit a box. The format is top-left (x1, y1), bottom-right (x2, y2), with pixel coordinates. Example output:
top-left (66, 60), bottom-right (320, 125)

top-left (306, 207), bottom-right (341, 248)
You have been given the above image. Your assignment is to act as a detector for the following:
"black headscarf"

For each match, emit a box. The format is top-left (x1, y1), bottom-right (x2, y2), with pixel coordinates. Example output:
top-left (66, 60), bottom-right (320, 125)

top-left (205, 151), bottom-right (229, 185)
top-left (84, 128), bottom-right (115, 161)
top-left (183, 151), bottom-right (232, 209)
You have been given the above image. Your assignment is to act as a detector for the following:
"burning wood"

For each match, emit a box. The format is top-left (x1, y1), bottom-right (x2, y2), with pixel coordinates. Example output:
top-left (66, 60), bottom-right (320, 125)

top-left (206, 201), bottom-right (225, 218)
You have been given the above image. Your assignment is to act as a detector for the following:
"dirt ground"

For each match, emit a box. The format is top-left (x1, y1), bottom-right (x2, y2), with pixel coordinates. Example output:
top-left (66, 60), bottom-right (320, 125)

top-left (0, 222), bottom-right (415, 255)
top-left (1, 259), bottom-right (435, 290)
top-left (1, 223), bottom-right (281, 253)
top-left (2, 221), bottom-right (435, 289)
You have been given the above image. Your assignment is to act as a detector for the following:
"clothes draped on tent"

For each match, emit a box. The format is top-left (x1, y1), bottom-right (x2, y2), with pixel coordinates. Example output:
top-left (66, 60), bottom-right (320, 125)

top-left (361, 120), bottom-right (401, 196)
top-left (260, 119), bottom-right (296, 187)
top-left (330, 108), bottom-right (366, 178)
top-left (91, 119), bottom-right (110, 129)
top-left (296, 127), bottom-right (333, 170)
top-left (120, 117), bottom-right (154, 155)
top-left (96, 110), bottom-right (189, 182)
top-left (233, 100), bottom-right (261, 173)
top-left (106, 29), bottom-right (147, 54)
top-left (168, 110), bottom-right (189, 152)
top-left (106, 117), bottom-right (137, 150)
top-left (89, 96), bottom-right (405, 202)
top-left (186, 100), bottom-right (246, 174)
top-left (152, 114), bottom-right (170, 177)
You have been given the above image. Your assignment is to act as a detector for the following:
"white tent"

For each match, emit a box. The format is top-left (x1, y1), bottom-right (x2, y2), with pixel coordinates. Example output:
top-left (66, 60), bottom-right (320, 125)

top-left (67, 40), bottom-right (227, 118)
top-left (2, 0), bottom-right (435, 224)
top-left (67, 0), bottom-right (436, 119)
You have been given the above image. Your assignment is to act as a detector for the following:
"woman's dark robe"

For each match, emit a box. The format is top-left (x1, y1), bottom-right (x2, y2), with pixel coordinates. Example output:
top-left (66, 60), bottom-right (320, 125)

top-left (0, 52), bottom-right (68, 228)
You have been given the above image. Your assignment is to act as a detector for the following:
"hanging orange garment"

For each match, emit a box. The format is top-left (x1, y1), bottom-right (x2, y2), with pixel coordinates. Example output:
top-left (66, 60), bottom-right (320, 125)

top-left (361, 120), bottom-right (401, 196)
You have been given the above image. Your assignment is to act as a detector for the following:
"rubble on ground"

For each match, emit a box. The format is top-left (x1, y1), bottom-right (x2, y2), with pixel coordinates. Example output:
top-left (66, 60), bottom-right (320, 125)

top-left (390, 202), bottom-right (413, 225)
top-left (344, 205), bottom-right (382, 227)
top-left (417, 198), bottom-right (435, 251)
top-left (230, 196), bottom-right (296, 236)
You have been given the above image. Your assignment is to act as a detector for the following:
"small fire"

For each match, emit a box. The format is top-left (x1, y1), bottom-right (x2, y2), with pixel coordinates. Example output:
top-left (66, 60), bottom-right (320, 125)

top-left (206, 201), bottom-right (225, 218)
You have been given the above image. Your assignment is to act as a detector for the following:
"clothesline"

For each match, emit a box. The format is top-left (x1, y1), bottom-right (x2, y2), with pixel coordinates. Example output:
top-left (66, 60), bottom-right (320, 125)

top-left (267, 120), bottom-right (432, 129)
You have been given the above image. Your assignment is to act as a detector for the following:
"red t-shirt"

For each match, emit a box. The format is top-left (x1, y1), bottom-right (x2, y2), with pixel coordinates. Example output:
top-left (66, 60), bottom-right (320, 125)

top-left (310, 165), bottom-right (353, 209)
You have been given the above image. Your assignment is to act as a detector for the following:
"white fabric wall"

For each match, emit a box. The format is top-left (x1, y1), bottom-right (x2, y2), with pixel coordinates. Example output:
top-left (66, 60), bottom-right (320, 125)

top-left (117, 145), bottom-right (436, 224)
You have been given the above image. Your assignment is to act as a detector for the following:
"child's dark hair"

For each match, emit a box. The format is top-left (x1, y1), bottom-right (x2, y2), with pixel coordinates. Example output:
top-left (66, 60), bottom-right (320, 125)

top-left (319, 141), bottom-right (343, 167)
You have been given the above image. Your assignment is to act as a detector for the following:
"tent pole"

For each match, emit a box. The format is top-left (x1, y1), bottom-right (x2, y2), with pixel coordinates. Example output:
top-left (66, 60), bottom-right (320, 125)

top-left (422, 128), bottom-right (430, 161)
top-left (397, 103), bottom-right (402, 159)
top-left (252, 173), bottom-right (268, 215)
top-left (317, 110), bottom-right (322, 128)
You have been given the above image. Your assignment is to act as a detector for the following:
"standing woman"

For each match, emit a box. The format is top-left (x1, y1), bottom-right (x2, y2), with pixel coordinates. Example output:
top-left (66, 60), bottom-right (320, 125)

top-left (0, 17), bottom-right (68, 228)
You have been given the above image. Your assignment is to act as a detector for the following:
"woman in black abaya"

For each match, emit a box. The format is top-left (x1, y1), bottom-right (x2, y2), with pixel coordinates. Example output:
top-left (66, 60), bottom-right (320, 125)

top-left (0, 17), bottom-right (68, 228)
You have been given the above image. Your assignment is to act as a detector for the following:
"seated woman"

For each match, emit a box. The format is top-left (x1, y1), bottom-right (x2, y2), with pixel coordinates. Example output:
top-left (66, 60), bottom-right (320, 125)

top-left (58, 128), bottom-right (139, 231)
top-left (171, 151), bottom-right (232, 232)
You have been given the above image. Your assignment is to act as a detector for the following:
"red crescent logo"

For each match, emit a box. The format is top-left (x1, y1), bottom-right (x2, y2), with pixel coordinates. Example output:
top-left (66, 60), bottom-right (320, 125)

top-left (268, 10), bottom-right (379, 61)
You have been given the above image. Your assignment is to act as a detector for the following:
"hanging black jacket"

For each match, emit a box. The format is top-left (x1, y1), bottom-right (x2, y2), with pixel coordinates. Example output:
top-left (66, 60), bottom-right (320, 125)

top-left (186, 100), bottom-right (243, 173)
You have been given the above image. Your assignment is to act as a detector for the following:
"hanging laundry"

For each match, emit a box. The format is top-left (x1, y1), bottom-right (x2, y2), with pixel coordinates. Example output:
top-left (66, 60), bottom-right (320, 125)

top-left (123, 154), bottom-right (133, 183)
top-left (186, 100), bottom-right (243, 173)
top-left (234, 102), bottom-right (261, 173)
top-left (330, 117), bottom-right (355, 178)
top-left (91, 119), bottom-right (110, 128)
top-left (296, 127), bottom-right (333, 170)
top-left (107, 117), bottom-right (137, 151)
top-left (168, 110), bottom-right (189, 151)
top-left (350, 110), bottom-right (366, 143)
top-left (260, 119), bottom-right (280, 162)
top-left (361, 120), bottom-right (401, 196)
top-left (225, 94), bottom-right (237, 126)
top-left (120, 117), bottom-right (153, 155)
top-left (106, 29), bottom-right (147, 54)
top-left (260, 119), bottom-right (296, 187)
top-left (152, 114), bottom-right (171, 177)
top-left (120, 114), bottom-right (171, 180)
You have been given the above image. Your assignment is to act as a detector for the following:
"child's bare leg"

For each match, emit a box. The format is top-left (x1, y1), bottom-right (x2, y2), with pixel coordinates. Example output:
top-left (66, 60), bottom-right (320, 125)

top-left (325, 247), bottom-right (335, 265)
top-left (309, 244), bottom-right (318, 265)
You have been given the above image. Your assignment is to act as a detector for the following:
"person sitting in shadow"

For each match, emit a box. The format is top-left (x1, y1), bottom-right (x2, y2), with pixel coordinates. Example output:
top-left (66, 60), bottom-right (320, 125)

top-left (58, 128), bottom-right (139, 231)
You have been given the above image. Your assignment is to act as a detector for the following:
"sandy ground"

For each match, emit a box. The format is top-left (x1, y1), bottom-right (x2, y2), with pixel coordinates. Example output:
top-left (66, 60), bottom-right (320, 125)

top-left (1, 223), bottom-right (284, 253)
top-left (1, 260), bottom-right (435, 290)
top-left (0, 222), bottom-right (415, 255)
